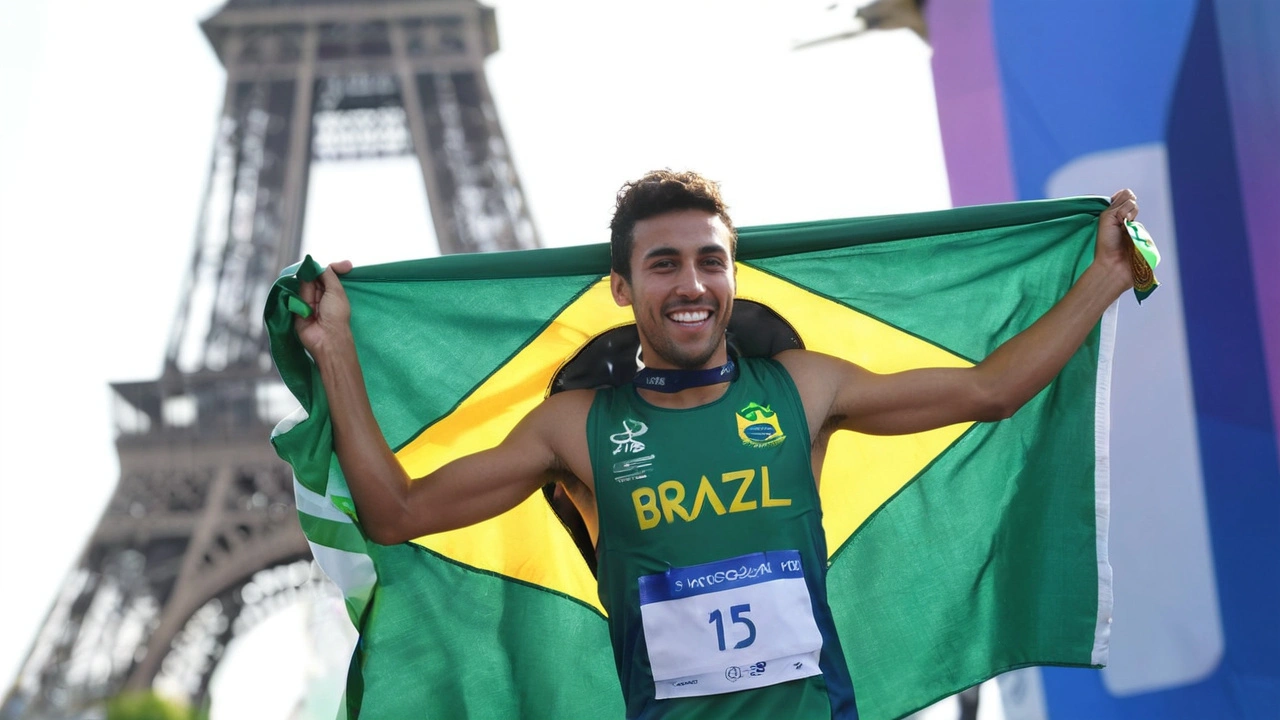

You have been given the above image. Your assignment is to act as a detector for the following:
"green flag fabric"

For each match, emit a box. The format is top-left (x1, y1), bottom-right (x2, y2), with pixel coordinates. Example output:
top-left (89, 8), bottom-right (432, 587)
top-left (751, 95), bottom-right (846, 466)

top-left (266, 197), bottom-right (1118, 719)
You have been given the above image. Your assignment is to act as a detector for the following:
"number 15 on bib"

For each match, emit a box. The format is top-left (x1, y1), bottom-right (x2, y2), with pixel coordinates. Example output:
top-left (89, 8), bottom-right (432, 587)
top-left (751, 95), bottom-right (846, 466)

top-left (638, 550), bottom-right (825, 699)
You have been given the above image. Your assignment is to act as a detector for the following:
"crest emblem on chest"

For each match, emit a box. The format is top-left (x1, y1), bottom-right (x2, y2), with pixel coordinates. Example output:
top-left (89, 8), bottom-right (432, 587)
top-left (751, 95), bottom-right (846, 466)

top-left (736, 402), bottom-right (786, 448)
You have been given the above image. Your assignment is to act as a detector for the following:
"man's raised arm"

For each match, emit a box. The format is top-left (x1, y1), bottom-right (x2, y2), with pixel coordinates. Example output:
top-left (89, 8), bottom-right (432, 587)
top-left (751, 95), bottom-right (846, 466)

top-left (295, 263), bottom-right (574, 545)
top-left (782, 189), bottom-right (1140, 438)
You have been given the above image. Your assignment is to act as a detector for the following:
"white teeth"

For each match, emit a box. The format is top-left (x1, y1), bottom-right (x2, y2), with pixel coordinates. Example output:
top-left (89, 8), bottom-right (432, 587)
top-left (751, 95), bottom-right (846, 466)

top-left (669, 311), bottom-right (710, 323)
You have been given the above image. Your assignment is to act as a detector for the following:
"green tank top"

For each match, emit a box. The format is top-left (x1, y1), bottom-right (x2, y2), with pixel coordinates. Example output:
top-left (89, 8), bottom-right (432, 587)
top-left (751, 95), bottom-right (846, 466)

top-left (588, 357), bottom-right (857, 719)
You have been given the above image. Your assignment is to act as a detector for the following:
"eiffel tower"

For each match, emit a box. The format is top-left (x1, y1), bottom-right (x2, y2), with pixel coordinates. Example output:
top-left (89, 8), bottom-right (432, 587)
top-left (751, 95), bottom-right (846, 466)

top-left (2, 1), bottom-right (537, 717)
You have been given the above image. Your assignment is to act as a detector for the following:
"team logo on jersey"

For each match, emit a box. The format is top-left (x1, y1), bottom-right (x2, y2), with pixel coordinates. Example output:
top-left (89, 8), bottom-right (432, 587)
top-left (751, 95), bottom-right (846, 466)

top-left (736, 402), bottom-right (785, 448)
top-left (611, 418), bottom-right (648, 455)
top-left (612, 454), bottom-right (654, 483)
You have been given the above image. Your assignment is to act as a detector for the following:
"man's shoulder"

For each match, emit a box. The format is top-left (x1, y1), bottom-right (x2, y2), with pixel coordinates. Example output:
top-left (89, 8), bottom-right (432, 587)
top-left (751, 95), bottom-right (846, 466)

top-left (769, 348), bottom-right (823, 374)
top-left (768, 349), bottom-right (854, 416)
top-left (534, 389), bottom-right (605, 444)
top-left (539, 387), bottom-right (598, 416)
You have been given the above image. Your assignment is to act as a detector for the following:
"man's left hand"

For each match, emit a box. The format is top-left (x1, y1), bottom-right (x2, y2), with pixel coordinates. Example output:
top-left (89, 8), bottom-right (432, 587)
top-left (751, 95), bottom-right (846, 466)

top-left (1095, 189), bottom-right (1140, 286)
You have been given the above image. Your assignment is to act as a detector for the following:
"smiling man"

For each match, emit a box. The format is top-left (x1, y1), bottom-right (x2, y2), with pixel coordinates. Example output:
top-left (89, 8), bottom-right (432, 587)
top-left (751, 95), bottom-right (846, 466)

top-left (294, 170), bottom-right (1140, 719)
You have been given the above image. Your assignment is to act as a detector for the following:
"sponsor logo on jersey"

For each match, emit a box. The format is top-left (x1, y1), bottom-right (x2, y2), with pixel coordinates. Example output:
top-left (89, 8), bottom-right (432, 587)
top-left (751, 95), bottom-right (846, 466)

top-left (736, 402), bottom-right (785, 448)
top-left (611, 418), bottom-right (648, 455)
top-left (612, 454), bottom-right (654, 483)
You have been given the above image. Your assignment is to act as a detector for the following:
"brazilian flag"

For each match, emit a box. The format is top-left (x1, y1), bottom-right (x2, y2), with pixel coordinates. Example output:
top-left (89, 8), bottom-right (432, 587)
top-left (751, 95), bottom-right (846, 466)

top-left (266, 197), bottom-right (1120, 719)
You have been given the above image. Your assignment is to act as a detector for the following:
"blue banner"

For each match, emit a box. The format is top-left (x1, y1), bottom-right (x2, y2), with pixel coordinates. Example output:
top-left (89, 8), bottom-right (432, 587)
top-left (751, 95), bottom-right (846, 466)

top-left (928, 1), bottom-right (1280, 717)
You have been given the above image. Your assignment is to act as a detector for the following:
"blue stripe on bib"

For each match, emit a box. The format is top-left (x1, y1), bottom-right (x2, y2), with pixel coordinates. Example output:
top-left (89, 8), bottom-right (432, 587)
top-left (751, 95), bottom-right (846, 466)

top-left (638, 550), bottom-right (805, 605)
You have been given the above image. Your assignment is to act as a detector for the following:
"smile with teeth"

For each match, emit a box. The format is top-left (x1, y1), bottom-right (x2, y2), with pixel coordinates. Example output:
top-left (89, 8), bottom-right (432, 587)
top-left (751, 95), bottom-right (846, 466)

top-left (667, 309), bottom-right (711, 325)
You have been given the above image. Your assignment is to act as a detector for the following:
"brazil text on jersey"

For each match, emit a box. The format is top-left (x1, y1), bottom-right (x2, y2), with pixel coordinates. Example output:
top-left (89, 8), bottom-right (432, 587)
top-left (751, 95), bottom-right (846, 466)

top-left (631, 466), bottom-right (792, 530)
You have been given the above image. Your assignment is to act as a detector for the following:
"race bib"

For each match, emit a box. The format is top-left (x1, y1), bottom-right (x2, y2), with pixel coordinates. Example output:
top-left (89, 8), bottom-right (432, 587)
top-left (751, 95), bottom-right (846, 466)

top-left (638, 550), bottom-right (824, 699)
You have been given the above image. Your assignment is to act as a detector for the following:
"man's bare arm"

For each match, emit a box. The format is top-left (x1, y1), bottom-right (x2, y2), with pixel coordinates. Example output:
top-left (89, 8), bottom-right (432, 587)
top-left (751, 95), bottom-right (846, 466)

top-left (296, 263), bottom-right (584, 545)
top-left (782, 190), bottom-right (1139, 438)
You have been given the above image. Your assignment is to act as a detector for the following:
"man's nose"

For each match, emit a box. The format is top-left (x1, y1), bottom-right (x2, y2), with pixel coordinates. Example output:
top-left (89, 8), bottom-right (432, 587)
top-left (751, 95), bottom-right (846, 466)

top-left (675, 266), bottom-right (706, 297)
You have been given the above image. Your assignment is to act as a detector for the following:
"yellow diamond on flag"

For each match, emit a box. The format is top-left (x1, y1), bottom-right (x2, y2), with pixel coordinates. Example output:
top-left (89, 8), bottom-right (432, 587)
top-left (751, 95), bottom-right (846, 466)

top-left (395, 264), bottom-right (973, 612)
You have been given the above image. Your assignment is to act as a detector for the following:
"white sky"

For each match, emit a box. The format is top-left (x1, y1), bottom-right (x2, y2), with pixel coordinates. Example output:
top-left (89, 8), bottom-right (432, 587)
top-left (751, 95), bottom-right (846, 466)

top-left (0, 0), bottom-right (952, 715)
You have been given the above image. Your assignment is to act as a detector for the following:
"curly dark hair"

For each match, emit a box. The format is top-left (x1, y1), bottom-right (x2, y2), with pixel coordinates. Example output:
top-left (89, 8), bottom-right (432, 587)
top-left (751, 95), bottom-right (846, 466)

top-left (609, 170), bottom-right (737, 280)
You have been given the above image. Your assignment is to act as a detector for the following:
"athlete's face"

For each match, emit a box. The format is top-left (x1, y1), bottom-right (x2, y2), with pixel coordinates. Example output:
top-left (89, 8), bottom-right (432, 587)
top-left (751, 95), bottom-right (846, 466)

top-left (611, 209), bottom-right (735, 370)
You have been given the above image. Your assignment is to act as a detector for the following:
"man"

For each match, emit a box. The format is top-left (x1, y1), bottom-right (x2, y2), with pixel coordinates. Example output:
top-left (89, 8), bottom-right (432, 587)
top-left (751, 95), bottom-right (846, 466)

top-left (295, 170), bottom-right (1139, 719)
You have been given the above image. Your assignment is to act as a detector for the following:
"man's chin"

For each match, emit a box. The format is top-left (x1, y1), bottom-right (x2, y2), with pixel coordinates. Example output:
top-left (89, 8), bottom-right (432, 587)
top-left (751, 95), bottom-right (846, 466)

top-left (640, 326), bottom-right (727, 370)
top-left (668, 344), bottom-right (724, 370)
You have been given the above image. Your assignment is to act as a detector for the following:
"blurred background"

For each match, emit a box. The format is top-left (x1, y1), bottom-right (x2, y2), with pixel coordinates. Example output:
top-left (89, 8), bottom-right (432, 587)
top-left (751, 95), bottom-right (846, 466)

top-left (0, 1), bottom-right (1274, 719)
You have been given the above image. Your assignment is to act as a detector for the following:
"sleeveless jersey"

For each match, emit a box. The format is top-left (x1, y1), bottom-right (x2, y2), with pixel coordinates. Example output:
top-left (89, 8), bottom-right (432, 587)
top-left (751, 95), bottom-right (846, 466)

top-left (588, 357), bottom-right (858, 720)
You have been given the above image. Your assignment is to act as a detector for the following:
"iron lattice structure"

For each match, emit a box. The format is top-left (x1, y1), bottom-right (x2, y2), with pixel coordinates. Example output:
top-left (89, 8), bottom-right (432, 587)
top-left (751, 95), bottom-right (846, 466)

top-left (2, 2), bottom-right (538, 717)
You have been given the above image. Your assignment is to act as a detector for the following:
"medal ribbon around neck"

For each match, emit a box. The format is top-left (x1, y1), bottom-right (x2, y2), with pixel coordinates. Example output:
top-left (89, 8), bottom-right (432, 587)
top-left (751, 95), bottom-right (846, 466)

top-left (631, 359), bottom-right (738, 393)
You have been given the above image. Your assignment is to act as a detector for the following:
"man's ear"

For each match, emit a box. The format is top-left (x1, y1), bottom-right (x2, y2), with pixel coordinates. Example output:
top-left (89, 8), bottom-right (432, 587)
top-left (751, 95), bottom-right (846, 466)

top-left (610, 270), bottom-right (632, 307)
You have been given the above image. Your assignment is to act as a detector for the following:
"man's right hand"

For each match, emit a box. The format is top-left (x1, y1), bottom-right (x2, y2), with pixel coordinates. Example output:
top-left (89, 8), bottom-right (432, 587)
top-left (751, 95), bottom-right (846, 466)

top-left (295, 260), bottom-right (355, 356)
